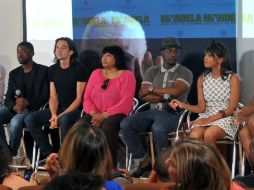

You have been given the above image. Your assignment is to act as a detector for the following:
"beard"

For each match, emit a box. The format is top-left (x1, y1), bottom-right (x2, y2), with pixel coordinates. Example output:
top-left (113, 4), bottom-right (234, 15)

top-left (165, 60), bottom-right (177, 65)
top-left (19, 59), bottom-right (30, 65)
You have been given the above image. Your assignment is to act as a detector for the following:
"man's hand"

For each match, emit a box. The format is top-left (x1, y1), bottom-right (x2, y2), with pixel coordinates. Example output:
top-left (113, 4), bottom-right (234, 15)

top-left (139, 84), bottom-right (153, 97)
top-left (234, 107), bottom-right (252, 125)
top-left (13, 105), bottom-right (23, 113)
top-left (15, 97), bottom-right (29, 110)
top-left (49, 114), bottom-right (58, 129)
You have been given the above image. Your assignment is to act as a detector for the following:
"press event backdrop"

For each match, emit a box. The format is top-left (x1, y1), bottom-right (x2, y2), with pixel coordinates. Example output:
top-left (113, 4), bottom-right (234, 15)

top-left (24, 0), bottom-right (237, 68)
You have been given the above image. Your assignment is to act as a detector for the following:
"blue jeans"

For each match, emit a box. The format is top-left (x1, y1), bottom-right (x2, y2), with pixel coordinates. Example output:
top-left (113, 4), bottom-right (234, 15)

top-left (25, 109), bottom-right (81, 156)
top-left (120, 109), bottom-right (179, 161)
top-left (0, 106), bottom-right (29, 156)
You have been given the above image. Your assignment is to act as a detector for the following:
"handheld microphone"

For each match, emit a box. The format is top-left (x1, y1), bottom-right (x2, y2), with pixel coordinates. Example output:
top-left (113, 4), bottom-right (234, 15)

top-left (161, 94), bottom-right (182, 112)
top-left (161, 94), bottom-right (171, 103)
top-left (15, 89), bottom-right (22, 98)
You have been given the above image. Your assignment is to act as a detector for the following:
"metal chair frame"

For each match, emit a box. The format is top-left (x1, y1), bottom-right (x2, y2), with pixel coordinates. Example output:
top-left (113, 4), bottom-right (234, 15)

top-left (174, 103), bottom-right (245, 179)
top-left (124, 102), bottom-right (189, 171)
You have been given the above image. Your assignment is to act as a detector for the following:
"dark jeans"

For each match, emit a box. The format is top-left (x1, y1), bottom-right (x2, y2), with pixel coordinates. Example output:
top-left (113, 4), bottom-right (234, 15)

top-left (0, 106), bottom-right (32, 156)
top-left (82, 113), bottom-right (126, 168)
top-left (120, 109), bottom-right (179, 161)
top-left (25, 108), bottom-right (81, 156)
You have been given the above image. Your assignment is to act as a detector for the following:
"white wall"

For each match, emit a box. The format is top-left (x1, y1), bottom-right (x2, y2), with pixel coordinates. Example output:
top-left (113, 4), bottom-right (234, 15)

top-left (0, 0), bottom-right (23, 98)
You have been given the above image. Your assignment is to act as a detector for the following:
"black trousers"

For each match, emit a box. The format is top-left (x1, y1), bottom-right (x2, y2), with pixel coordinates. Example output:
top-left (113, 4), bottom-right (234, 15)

top-left (82, 113), bottom-right (126, 168)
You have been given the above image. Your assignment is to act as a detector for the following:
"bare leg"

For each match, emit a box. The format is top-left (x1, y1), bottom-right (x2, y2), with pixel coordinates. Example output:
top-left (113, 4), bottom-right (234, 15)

top-left (203, 125), bottom-right (227, 147)
top-left (239, 114), bottom-right (254, 161)
top-left (189, 126), bottom-right (206, 139)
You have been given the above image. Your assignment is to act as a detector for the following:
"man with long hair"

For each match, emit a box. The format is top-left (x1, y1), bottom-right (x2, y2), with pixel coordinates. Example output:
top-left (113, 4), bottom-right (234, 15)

top-left (25, 37), bottom-right (88, 159)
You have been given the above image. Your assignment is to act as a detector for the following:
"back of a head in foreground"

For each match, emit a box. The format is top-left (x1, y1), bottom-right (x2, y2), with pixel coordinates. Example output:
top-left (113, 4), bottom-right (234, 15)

top-left (59, 120), bottom-right (113, 179)
top-left (155, 148), bottom-right (172, 182)
top-left (0, 141), bottom-right (11, 178)
top-left (43, 172), bottom-right (105, 190)
top-left (169, 139), bottom-right (231, 190)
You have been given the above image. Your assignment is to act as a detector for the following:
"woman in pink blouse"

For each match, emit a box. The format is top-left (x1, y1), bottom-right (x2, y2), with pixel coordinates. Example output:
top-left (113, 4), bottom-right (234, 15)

top-left (82, 45), bottom-right (136, 167)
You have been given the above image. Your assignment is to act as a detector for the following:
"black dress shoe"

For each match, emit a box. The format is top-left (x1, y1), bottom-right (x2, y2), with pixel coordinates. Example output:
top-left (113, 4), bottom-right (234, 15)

top-left (131, 162), bottom-right (152, 178)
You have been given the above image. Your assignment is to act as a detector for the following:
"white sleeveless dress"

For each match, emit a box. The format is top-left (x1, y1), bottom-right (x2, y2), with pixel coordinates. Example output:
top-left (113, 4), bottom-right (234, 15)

top-left (194, 73), bottom-right (237, 139)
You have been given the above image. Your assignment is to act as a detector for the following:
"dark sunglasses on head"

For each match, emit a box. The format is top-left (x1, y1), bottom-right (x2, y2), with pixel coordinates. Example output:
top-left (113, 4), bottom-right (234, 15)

top-left (101, 79), bottom-right (110, 90)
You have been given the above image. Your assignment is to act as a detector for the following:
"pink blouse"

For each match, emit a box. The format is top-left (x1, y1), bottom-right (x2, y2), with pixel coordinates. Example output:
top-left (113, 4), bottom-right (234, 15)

top-left (83, 69), bottom-right (136, 116)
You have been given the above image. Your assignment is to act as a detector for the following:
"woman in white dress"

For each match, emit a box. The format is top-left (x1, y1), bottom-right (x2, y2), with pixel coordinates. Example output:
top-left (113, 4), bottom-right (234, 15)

top-left (169, 41), bottom-right (240, 147)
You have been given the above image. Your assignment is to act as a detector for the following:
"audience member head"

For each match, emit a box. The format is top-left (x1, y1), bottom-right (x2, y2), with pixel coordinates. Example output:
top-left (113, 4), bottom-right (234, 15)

top-left (155, 55), bottom-right (163, 65)
top-left (53, 37), bottom-right (79, 65)
top-left (79, 49), bottom-right (101, 78)
top-left (17, 41), bottom-right (34, 65)
top-left (204, 40), bottom-right (233, 80)
top-left (141, 50), bottom-right (153, 75)
top-left (0, 141), bottom-right (11, 178)
top-left (143, 50), bottom-right (153, 65)
top-left (155, 148), bottom-right (172, 182)
top-left (44, 172), bottom-right (105, 190)
top-left (160, 37), bottom-right (182, 68)
top-left (59, 120), bottom-right (113, 179)
top-left (101, 45), bottom-right (127, 70)
top-left (168, 139), bottom-right (230, 190)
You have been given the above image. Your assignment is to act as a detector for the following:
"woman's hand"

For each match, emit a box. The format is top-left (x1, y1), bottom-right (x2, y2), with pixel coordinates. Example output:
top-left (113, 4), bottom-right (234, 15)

top-left (91, 113), bottom-right (106, 127)
top-left (45, 153), bottom-right (61, 179)
top-left (193, 118), bottom-right (211, 127)
top-left (168, 99), bottom-right (183, 111)
top-left (115, 168), bottom-right (133, 183)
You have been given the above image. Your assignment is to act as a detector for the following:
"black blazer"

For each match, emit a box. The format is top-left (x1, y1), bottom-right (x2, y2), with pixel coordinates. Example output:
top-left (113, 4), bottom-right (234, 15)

top-left (4, 62), bottom-right (49, 112)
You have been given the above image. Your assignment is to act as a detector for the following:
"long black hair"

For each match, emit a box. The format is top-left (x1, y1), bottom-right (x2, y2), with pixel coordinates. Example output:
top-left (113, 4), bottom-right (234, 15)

top-left (102, 45), bottom-right (127, 70)
top-left (204, 41), bottom-right (233, 80)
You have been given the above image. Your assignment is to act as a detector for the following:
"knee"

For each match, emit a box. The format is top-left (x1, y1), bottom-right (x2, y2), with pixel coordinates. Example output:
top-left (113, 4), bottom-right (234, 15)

top-left (58, 114), bottom-right (70, 128)
top-left (189, 130), bottom-right (202, 139)
top-left (239, 127), bottom-right (249, 139)
top-left (10, 117), bottom-right (22, 129)
top-left (24, 114), bottom-right (36, 129)
top-left (247, 117), bottom-right (254, 131)
top-left (203, 131), bottom-right (217, 144)
top-left (120, 117), bottom-right (131, 132)
top-left (152, 126), bottom-right (168, 140)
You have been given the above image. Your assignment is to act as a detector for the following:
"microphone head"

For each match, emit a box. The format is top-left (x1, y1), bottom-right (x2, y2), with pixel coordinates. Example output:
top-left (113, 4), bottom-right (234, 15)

top-left (163, 94), bottom-right (171, 102)
top-left (15, 89), bottom-right (21, 97)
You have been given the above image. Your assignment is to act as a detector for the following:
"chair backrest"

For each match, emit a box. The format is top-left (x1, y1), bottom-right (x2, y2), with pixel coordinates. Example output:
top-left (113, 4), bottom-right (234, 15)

top-left (129, 97), bottom-right (139, 115)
